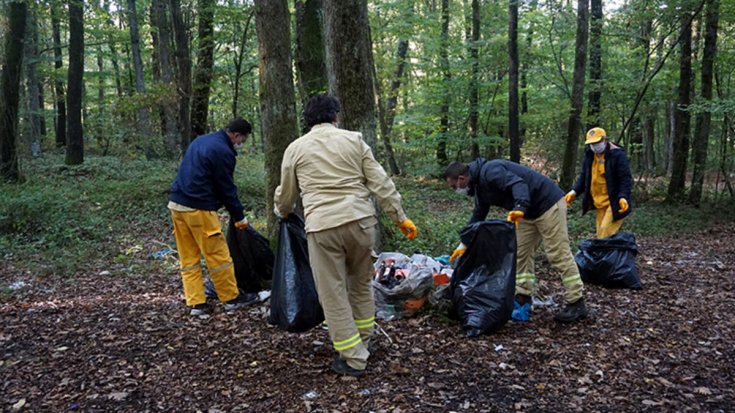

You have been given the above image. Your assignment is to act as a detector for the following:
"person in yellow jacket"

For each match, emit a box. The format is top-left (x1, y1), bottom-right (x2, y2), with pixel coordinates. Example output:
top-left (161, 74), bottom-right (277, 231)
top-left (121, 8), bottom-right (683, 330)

top-left (274, 95), bottom-right (417, 377)
top-left (566, 127), bottom-right (633, 238)
top-left (169, 118), bottom-right (259, 317)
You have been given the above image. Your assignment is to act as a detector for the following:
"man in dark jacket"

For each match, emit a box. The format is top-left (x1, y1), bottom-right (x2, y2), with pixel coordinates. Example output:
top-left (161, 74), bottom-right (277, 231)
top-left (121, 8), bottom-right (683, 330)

top-left (565, 127), bottom-right (633, 238)
top-left (169, 118), bottom-right (258, 317)
top-left (444, 159), bottom-right (588, 323)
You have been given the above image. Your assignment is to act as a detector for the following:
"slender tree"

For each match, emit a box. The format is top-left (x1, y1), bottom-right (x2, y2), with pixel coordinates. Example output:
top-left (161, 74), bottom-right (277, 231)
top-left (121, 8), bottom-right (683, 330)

top-left (295, 0), bottom-right (328, 108)
top-left (254, 0), bottom-right (299, 237)
top-left (65, 0), bottom-right (85, 165)
top-left (151, 0), bottom-right (179, 155)
top-left (126, 0), bottom-right (151, 140)
top-left (689, 0), bottom-right (719, 205)
top-left (586, 0), bottom-right (602, 129)
top-left (191, 0), bottom-right (215, 137)
top-left (560, 0), bottom-right (589, 191)
top-left (0, 1), bottom-right (28, 181)
top-left (508, 0), bottom-right (520, 162)
top-left (24, 6), bottom-right (42, 156)
top-left (51, 3), bottom-right (67, 148)
top-left (170, 0), bottom-right (192, 150)
top-left (436, 0), bottom-right (450, 166)
top-left (468, 0), bottom-right (480, 159)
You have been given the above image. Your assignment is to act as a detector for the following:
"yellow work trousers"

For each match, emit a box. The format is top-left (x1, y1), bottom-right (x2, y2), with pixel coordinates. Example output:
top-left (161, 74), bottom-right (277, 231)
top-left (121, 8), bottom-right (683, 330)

top-left (595, 207), bottom-right (624, 239)
top-left (306, 217), bottom-right (377, 371)
top-left (515, 198), bottom-right (584, 304)
top-left (171, 210), bottom-right (239, 306)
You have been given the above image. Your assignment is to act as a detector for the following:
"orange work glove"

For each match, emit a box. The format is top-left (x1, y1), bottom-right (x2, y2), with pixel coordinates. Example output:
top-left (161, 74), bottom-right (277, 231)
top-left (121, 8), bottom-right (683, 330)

top-left (564, 190), bottom-right (576, 207)
top-left (449, 243), bottom-right (467, 264)
top-left (397, 219), bottom-right (418, 240)
top-left (618, 198), bottom-right (629, 213)
top-left (234, 217), bottom-right (249, 230)
top-left (507, 210), bottom-right (525, 224)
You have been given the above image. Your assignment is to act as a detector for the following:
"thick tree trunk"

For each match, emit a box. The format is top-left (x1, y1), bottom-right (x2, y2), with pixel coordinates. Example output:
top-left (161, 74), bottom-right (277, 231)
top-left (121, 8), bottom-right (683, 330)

top-left (170, 0), bottom-right (192, 151)
top-left (0, 1), bottom-right (27, 181)
top-left (295, 0), bottom-right (328, 109)
top-left (191, 0), bottom-right (215, 138)
top-left (151, 0), bottom-right (179, 156)
top-left (65, 0), bottom-right (84, 165)
top-left (51, 4), bottom-right (67, 148)
top-left (436, 0), bottom-right (450, 166)
top-left (586, 0), bottom-right (602, 129)
top-left (25, 8), bottom-right (42, 157)
top-left (667, 15), bottom-right (693, 200)
top-left (508, 0), bottom-right (520, 163)
top-left (127, 0), bottom-right (151, 140)
top-left (689, 0), bottom-right (719, 205)
top-left (323, 0), bottom-right (378, 153)
top-left (254, 0), bottom-right (299, 239)
top-left (468, 0), bottom-right (480, 159)
top-left (560, 0), bottom-right (589, 190)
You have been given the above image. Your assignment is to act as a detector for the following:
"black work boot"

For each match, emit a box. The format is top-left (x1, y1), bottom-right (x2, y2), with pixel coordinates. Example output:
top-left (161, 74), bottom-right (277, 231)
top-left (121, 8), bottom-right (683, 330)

top-left (554, 298), bottom-right (588, 323)
top-left (331, 358), bottom-right (366, 377)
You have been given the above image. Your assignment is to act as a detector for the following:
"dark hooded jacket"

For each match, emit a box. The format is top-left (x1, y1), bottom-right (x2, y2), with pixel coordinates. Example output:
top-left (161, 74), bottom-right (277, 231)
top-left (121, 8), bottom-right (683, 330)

top-left (571, 143), bottom-right (632, 221)
top-left (467, 158), bottom-right (564, 224)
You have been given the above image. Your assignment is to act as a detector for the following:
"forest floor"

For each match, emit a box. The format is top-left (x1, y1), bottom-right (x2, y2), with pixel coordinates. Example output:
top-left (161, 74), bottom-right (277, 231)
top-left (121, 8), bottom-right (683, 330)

top-left (2, 222), bottom-right (734, 412)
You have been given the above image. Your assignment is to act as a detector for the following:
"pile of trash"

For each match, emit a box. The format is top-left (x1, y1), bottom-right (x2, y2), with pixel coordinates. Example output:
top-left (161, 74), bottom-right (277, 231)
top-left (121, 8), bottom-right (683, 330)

top-left (372, 253), bottom-right (453, 320)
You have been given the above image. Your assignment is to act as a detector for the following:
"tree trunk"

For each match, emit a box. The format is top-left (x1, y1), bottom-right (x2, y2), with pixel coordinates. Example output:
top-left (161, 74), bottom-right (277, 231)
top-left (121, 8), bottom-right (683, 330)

top-left (520, 0), bottom-right (537, 146)
top-left (508, 0), bottom-right (520, 163)
top-left (688, 0), bottom-right (719, 205)
top-left (667, 14), bottom-right (693, 200)
top-left (65, 0), bottom-right (84, 165)
top-left (24, 7), bottom-right (42, 157)
top-left (51, 4), bottom-right (67, 148)
top-left (436, 0), bottom-right (450, 166)
top-left (643, 112), bottom-right (656, 171)
top-left (191, 0), bottom-right (215, 137)
top-left (559, 0), bottom-right (589, 190)
top-left (468, 0), bottom-right (480, 159)
top-left (170, 0), bottom-right (192, 151)
top-left (585, 0), bottom-right (602, 129)
top-left (126, 0), bottom-right (151, 140)
top-left (103, 0), bottom-right (123, 97)
top-left (323, 0), bottom-right (378, 153)
top-left (376, 35), bottom-right (409, 176)
top-left (0, 1), bottom-right (28, 181)
top-left (295, 0), bottom-right (328, 109)
top-left (151, 0), bottom-right (179, 156)
top-left (254, 0), bottom-right (299, 239)
top-left (665, 100), bottom-right (675, 175)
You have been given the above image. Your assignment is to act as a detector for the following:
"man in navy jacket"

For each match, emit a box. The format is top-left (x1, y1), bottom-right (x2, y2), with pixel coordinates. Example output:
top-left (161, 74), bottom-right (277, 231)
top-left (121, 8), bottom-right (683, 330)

top-left (169, 118), bottom-right (257, 317)
top-left (566, 127), bottom-right (633, 238)
top-left (444, 159), bottom-right (588, 323)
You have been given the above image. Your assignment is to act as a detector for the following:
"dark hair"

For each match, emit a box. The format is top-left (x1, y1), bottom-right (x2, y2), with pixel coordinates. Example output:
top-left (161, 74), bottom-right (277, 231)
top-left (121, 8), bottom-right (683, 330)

top-left (226, 118), bottom-right (252, 135)
top-left (304, 95), bottom-right (340, 128)
top-left (442, 162), bottom-right (469, 180)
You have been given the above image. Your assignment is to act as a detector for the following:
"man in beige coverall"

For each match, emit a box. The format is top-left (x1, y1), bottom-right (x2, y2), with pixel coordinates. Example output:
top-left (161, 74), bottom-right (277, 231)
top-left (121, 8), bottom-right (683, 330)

top-left (274, 95), bottom-right (417, 377)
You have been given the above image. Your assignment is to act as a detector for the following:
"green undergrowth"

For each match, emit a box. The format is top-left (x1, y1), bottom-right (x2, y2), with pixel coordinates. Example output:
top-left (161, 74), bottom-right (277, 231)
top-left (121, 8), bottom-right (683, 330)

top-left (0, 153), bottom-right (731, 276)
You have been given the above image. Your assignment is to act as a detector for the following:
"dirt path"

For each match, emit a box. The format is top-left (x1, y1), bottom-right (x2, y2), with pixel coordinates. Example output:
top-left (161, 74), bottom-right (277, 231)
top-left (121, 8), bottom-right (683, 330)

top-left (2, 226), bottom-right (734, 412)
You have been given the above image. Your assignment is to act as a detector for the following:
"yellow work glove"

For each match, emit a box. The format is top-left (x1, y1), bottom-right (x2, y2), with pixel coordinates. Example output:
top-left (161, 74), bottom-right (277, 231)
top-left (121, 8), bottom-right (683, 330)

top-left (618, 198), bottom-right (629, 213)
top-left (449, 242), bottom-right (467, 264)
top-left (397, 219), bottom-right (418, 240)
top-left (234, 217), bottom-right (249, 230)
top-left (564, 190), bottom-right (576, 207)
top-left (507, 210), bottom-right (525, 224)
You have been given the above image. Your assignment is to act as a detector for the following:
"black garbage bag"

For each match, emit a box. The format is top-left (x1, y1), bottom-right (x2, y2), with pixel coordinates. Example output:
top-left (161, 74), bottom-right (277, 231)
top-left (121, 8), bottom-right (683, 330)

top-left (451, 220), bottom-right (516, 337)
top-left (575, 232), bottom-right (641, 289)
top-left (204, 222), bottom-right (275, 300)
top-left (268, 215), bottom-right (324, 332)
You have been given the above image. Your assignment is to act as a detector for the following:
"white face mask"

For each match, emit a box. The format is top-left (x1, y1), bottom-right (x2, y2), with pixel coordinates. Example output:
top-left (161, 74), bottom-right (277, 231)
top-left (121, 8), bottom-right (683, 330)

top-left (455, 187), bottom-right (470, 196)
top-left (591, 141), bottom-right (606, 154)
top-left (233, 142), bottom-right (244, 151)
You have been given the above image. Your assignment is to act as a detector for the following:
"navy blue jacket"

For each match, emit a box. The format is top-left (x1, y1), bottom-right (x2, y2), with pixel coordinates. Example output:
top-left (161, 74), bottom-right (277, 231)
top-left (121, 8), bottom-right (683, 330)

top-left (467, 158), bottom-right (564, 223)
top-left (170, 129), bottom-right (245, 222)
top-left (571, 143), bottom-right (633, 221)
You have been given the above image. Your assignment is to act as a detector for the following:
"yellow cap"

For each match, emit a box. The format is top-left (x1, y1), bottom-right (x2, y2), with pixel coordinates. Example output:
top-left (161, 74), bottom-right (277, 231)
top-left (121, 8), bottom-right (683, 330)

top-left (585, 127), bottom-right (606, 144)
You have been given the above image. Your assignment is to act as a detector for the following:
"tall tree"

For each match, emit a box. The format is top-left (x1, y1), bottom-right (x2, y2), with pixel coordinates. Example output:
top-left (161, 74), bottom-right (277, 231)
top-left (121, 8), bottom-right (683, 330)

top-left (376, 30), bottom-right (410, 176)
top-left (508, 0), bottom-right (520, 162)
top-left (126, 0), bottom-right (151, 140)
top-left (468, 0), bottom-right (480, 159)
top-left (24, 6), bottom-right (43, 157)
top-left (191, 0), bottom-right (215, 137)
top-left (436, 0), bottom-right (450, 166)
top-left (0, 1), bottom-right (28, 181)
top-left (51, 3), bottom-right (67, 148)
top-left (103, 0), bottom-right (123, 98)
top-left (151, 0), bottom-right (179, 155)
top-left (323, 0), bottom-right (378, 153)
top-left (254, 0), bottom-right (298, 237)
top-left (65, 0), bottom-right (85, 165)
top-left (295, 0), bottom-right (328, 107)
top-left (559, 0), bottom-right (589, 191)
top-left (689, 0), bottom-right (719, 205)
top-left (169, 0), bottom-right (192, 150)
top-left (586, 0), bottom-right (602, 129)
top-left (667, 13), bottom-right (694, 200)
